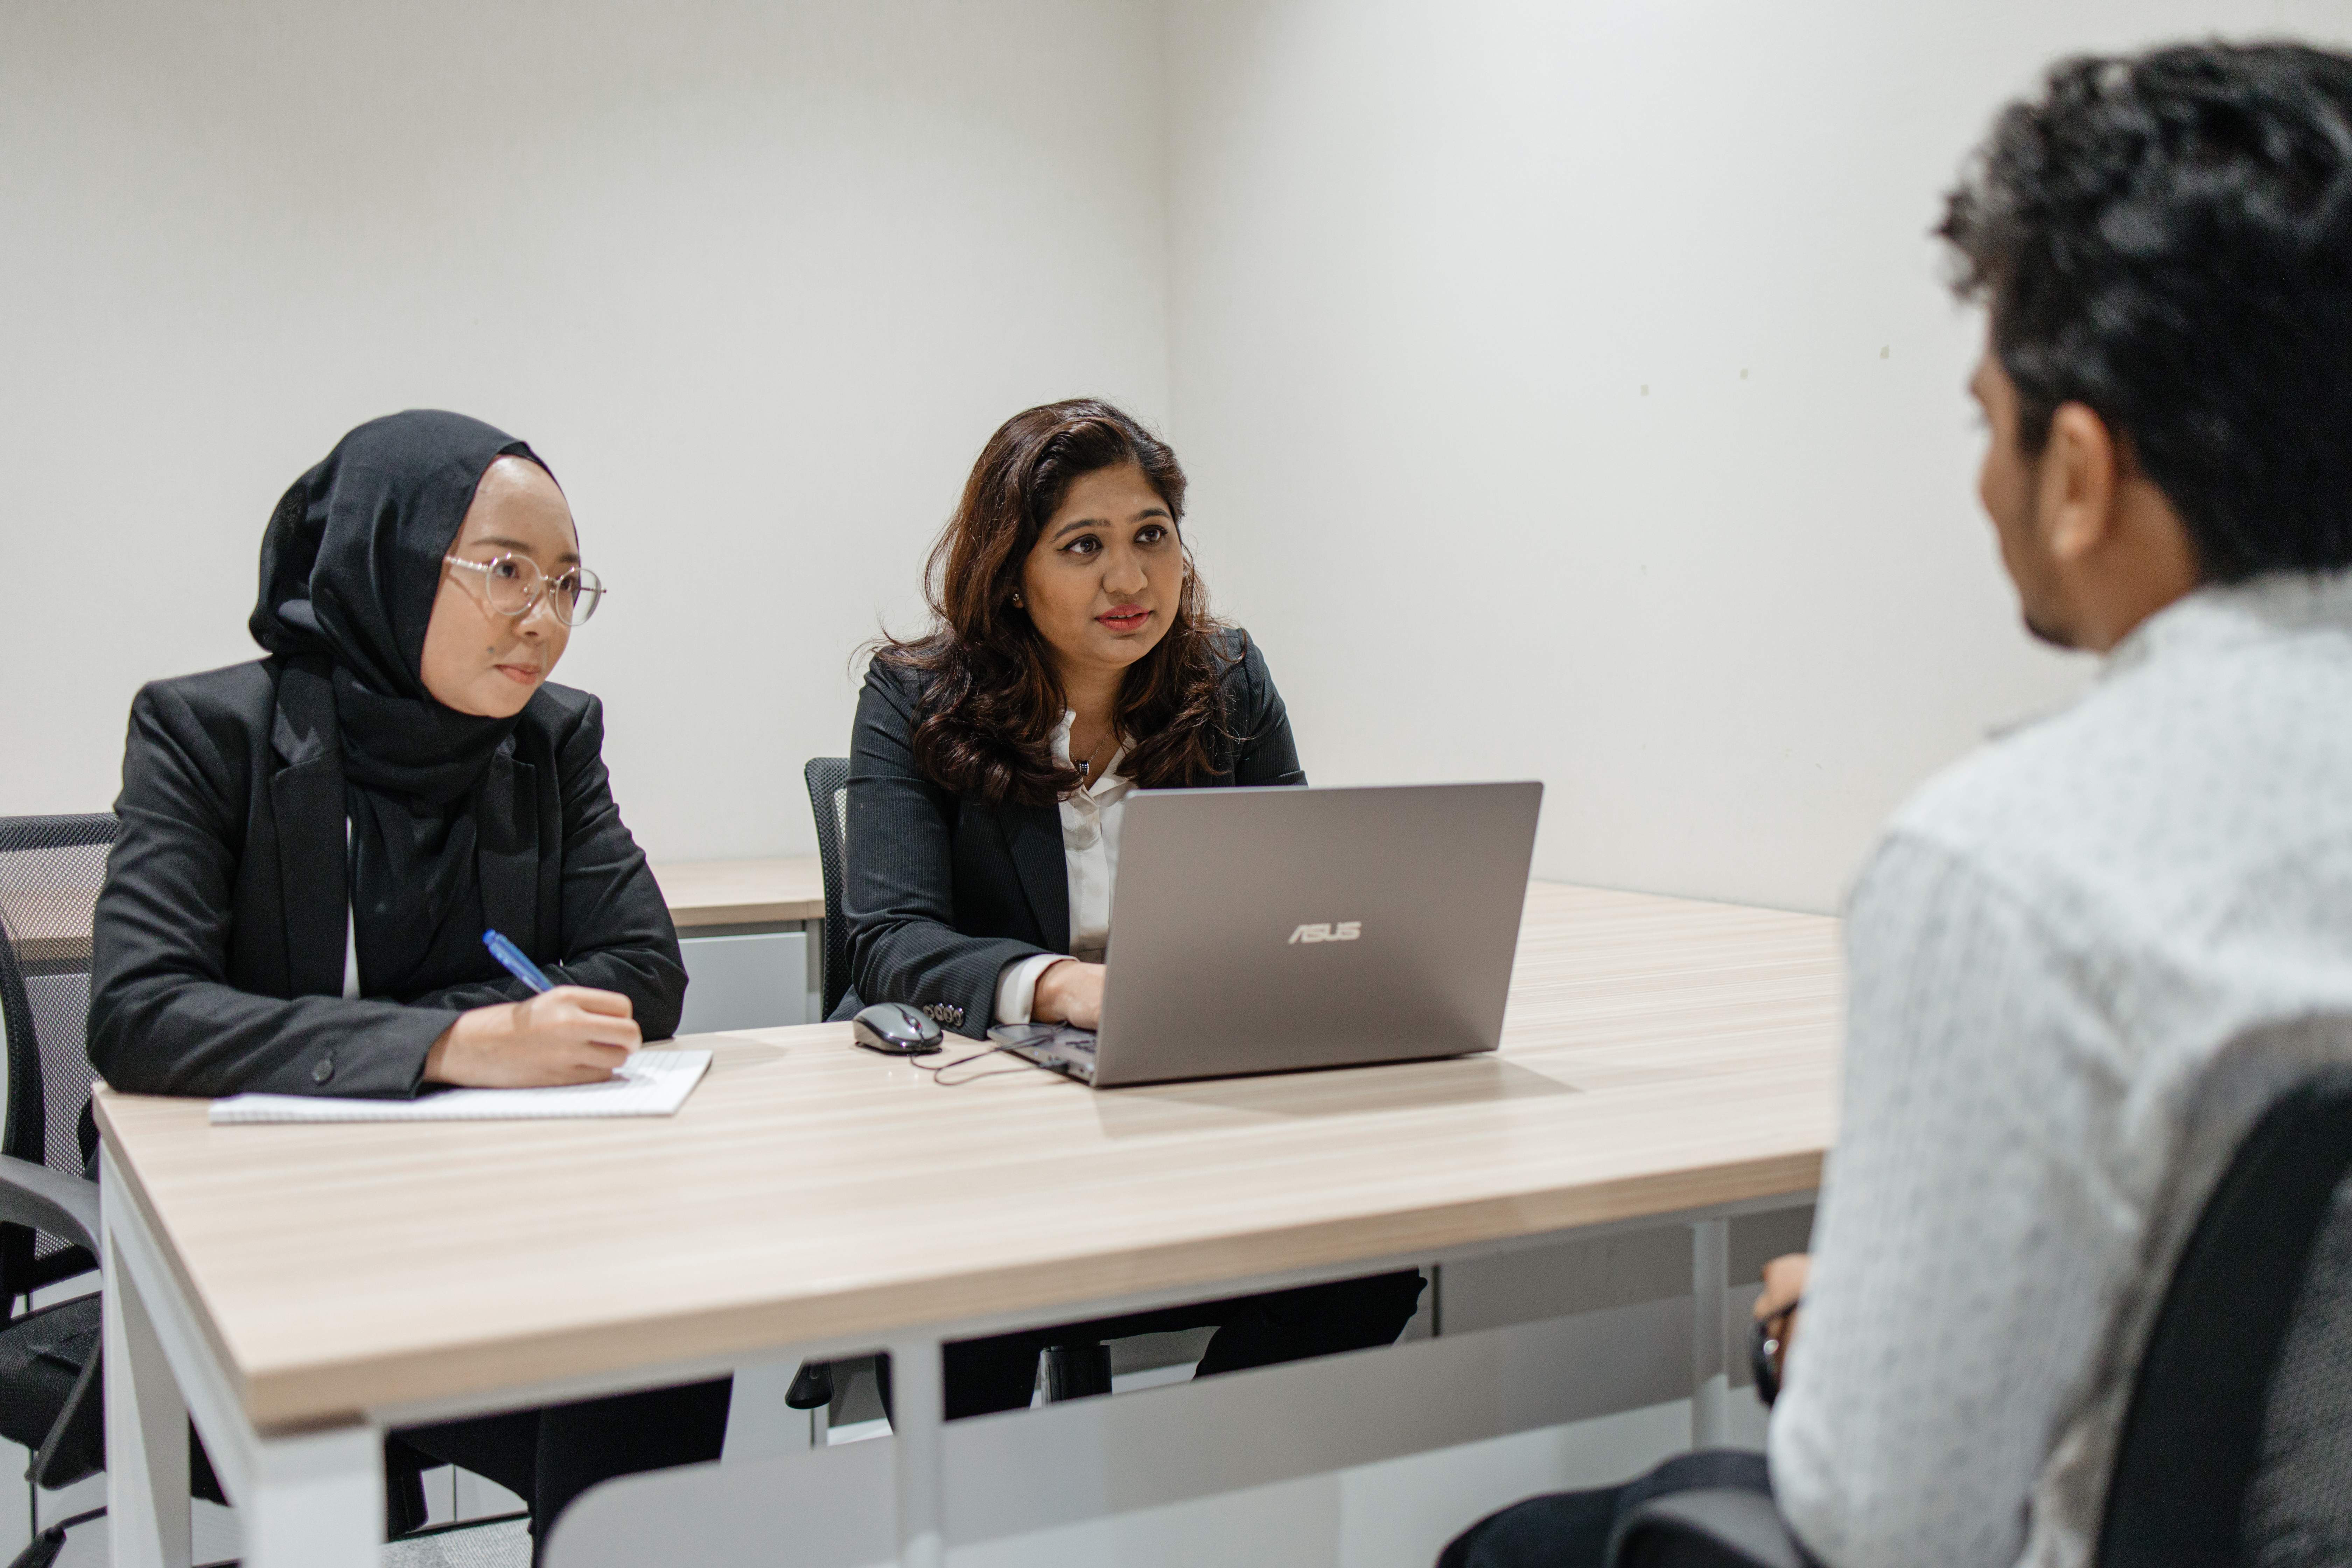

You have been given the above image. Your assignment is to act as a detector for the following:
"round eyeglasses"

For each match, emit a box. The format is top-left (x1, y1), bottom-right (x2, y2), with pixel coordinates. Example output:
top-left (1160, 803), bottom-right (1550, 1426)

top-left (444, 552), bottom-right (606, 627)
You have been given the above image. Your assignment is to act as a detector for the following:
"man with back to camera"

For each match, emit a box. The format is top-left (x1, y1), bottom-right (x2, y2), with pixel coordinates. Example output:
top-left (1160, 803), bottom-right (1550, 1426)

top-left (1441, 39), bottom-right (2352, 1568)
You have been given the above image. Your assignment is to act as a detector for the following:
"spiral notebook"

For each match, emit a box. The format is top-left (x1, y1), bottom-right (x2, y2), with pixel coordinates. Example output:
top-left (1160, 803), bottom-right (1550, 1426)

top-left (209, 1048), bottom-right (712, 1125)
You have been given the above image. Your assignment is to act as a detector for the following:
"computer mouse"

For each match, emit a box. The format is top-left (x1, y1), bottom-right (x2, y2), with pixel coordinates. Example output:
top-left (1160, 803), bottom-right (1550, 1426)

top-left (851, 1001), bottom-right (944, 1056)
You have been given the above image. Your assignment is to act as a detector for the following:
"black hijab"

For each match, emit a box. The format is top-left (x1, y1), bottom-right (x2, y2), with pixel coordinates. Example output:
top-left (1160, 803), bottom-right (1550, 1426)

top-left (250, 410), bottom-right (555, 995)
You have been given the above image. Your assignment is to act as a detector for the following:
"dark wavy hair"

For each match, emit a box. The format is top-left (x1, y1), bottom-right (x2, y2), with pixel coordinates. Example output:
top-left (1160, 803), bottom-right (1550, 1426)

top-left (880, 399), bottom-right (1240, 806)
top-left (1940, 41), bottom-right (2352, 580)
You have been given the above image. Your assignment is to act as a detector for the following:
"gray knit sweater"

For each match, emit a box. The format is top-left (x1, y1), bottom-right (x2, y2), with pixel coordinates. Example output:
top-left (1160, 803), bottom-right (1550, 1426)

top-left (1771, 572), bottom-right (2352, 1568)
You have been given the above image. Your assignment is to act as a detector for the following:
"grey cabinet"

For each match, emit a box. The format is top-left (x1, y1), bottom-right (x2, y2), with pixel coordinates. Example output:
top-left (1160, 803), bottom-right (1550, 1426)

top-left (677, 929), bottom-right (818, 1033)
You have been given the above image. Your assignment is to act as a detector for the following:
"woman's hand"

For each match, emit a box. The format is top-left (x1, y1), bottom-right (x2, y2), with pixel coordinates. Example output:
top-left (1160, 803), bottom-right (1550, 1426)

top-left (1753, 1252), bottom-right (1811, 1383)
top-left (1032, 959), bottom-right (1107, 1029)
top-left (424, 986), bottom-right (642, 1086)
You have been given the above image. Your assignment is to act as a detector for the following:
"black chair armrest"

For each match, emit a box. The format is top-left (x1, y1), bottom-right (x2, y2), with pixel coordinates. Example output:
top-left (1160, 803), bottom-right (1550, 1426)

top-left (31, 1325), bottom-right (105, 1491)
top-left (0, 1156), bottom-right (99, 1256)
top-left (1608, 1489), bottom-right (1807, 1568)
top-left (785, 1360), bottom-right (835, 1410)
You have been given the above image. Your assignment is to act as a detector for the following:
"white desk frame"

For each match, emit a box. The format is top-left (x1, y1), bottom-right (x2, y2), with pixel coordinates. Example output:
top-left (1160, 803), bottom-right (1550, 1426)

top-left (102, 1143), bottom-right (1806, 1568)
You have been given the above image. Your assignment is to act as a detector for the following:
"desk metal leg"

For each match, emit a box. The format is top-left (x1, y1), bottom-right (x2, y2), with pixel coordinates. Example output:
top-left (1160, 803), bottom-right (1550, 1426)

top-left (104, 1154), bottom-right (380, 1568)
top-left (104, 1217), bottom-right (191, 1568)
top-left (888, 1338), bottom-right (945, 1568)
top-left (803, 917), bottom-right (826, 1023)
top-left (1690, 1219), bottom-right (1730, 1447)
top-left (240, 1426), bottom-right (380, 1568)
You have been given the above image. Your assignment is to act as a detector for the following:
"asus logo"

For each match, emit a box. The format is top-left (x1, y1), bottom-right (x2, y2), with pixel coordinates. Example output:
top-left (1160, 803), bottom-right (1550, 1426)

top-left (1288, 921), bottom-right (1362, 944)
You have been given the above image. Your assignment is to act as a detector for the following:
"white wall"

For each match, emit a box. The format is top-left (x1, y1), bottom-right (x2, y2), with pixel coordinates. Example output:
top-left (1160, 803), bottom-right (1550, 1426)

top-left (1165, 0), bottom-right (2352, 912)
top-left (0, 0), bottom-right (1168, 860)
top-left (11, 2), bottom-right (2352, 906)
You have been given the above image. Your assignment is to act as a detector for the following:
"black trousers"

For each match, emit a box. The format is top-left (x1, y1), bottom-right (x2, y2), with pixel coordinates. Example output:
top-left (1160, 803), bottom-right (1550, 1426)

top-left (396, 1377), bottom-right (732, 1564)
top-left (888, 1269), bottom-right (1426, 1420)
top-left (1437, 1449), bottom-right (1772, 1568)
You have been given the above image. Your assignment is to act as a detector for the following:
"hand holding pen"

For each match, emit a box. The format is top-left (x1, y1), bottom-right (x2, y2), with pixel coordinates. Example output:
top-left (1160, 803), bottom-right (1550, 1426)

top-left (419, 931), bottom-right (643, 1088)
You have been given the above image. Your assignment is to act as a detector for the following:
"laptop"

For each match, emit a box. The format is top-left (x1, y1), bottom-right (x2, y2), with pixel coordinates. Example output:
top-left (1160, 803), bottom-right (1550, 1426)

top-left (991, 780), bottom-right (1542, 1088)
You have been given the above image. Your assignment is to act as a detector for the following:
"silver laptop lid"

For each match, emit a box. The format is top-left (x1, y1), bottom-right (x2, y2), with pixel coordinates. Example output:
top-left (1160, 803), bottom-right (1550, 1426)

top-left (1091, 780), bottom-right (1542, 1087)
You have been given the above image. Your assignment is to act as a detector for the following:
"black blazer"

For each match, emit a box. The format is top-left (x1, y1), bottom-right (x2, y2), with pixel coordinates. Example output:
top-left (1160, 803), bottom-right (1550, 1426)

top-left (841, 632), bottom-right (1304, 1034)
top-left (88, 657), bottom-right (686, 1099)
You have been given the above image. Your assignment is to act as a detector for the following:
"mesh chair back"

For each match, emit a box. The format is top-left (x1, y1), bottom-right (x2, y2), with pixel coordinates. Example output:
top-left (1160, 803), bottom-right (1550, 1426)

top-left (2100, 1065), bottom-right (2352, 1567)
top-left (804, 758), bottom-right (850, 1020)
top-left (2247, 1176), bottom-right (2352, 1566)
top-left (0, 815), bottom-right (117, 1305)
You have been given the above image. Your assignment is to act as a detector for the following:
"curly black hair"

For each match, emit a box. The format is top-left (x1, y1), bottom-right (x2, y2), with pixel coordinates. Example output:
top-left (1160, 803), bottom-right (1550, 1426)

top-left (881, 400), bottom-right (1239, 807)
top-left (1940, 42), bottom-right (2352, 580)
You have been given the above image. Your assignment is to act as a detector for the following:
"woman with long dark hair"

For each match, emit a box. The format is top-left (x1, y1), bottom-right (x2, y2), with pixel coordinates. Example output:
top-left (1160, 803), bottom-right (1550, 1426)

top-left (88, 410), bottom-right (726, 1558)
top-left (844, 397), bottom-right (1425, 1416)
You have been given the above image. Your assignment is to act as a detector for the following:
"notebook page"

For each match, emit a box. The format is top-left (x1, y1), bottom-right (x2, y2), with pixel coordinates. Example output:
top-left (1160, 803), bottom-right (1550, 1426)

top-left (209, 1048), bottom-right (712, 1125)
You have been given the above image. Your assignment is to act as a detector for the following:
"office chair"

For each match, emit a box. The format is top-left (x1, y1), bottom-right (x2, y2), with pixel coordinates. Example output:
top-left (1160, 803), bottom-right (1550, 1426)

top-left (0, 814), bottom-right (461, 1564)
top-left (789, 761), bottom-right (1113, 1419)
top-left (0, 814), bottom-right (232, 1564)
top-left (803, 758), bottom-right (851, 1023)
top-left (1606, 1064), bottom-right (2352, 1568)
top-left (782, 762), bottom-right (852, 1418)
top-left (0, 812), bottom-right (135, 1565)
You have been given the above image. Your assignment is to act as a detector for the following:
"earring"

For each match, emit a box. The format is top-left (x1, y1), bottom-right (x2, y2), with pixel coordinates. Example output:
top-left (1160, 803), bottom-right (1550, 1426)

top-left (1011, 591), bottom-right (1024, 608)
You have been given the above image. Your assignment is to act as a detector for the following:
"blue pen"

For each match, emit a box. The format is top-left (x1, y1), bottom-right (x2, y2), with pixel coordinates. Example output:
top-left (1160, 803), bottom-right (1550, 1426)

top-left (483, 929), bottom-right (555, 994)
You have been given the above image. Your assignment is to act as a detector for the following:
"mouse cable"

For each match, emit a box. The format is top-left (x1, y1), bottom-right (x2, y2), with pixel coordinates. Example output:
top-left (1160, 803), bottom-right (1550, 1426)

top-left (909, 1042), bottom-right (1056, 1087)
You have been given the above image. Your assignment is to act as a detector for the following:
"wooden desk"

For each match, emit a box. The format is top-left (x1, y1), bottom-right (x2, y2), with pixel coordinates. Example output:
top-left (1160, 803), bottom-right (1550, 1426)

top-left (649, 856), bottom-right (827, 930)
top-left (7, 856), bottom-right (830, 981)
top-left (96, 881), bottom-right (1841, 1568)
top-left (652, 855), bottom-right (830, 1028)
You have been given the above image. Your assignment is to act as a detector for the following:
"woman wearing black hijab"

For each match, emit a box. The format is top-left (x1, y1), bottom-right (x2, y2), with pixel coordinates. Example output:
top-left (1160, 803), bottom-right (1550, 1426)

top-left (91, 409), bottom-right (680, 1093)
top-left (88, 409), bottom-right (724, 1554)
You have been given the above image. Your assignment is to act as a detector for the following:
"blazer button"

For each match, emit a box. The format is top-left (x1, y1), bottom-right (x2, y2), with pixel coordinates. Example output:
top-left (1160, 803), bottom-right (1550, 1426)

top-left (312, 1056), bottom-right (335, 1085)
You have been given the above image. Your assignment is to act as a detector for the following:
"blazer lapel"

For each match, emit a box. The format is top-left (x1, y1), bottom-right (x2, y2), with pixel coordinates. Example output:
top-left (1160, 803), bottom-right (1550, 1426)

top-left (475, 747), bottom-right (540, 959)
top-left (1001, 800), bottom-right (1070, 953)
top-left (268, 664), bottom-right (346, 997)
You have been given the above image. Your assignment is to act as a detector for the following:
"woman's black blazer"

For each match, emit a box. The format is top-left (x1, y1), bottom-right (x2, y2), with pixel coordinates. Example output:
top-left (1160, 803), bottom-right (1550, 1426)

top-left (88, 656), bottom-right (686, 1099)
top-left (841, 632), bottom-right (1303, 1034)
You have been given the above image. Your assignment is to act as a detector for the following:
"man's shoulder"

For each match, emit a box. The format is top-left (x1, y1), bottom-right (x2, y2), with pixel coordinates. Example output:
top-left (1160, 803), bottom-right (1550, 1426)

top-left (1862, 665), bottom-right (2212, 934)
top-left (1878, 694), bottom-right (2104, 870)
top-left (1874, 628), bottom-right (2352, 924)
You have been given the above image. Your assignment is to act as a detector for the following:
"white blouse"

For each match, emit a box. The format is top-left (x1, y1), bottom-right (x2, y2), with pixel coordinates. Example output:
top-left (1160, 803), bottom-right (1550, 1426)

top-left (993, 710), bottom-right (1134, 1025)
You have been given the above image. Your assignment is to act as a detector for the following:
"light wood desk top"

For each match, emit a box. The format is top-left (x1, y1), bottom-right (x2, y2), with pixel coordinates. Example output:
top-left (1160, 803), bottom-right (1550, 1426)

top-left (5, 856), bottom-right (829, 968)
top-left (95, 881), bottom-right (1844, 1431)
top-left (648, 856), bottom-right (827, 929)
